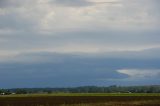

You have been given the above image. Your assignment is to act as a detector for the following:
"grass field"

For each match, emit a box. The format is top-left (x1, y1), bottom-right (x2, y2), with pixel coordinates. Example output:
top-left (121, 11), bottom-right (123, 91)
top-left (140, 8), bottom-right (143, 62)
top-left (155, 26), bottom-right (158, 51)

top-left (0, 93), bottom-right (160, 106)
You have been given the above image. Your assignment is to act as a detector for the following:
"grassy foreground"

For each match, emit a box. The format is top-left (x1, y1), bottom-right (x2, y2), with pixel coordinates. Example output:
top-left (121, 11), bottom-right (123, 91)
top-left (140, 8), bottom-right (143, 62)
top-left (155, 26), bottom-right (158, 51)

top-left (0, 93), bottom-right (160, 106)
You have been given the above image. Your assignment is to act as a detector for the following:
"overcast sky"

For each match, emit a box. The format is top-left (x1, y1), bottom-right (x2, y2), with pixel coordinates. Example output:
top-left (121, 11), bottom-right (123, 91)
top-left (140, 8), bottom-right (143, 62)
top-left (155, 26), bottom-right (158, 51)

top-left (0, 0), bottom-right (160, 88)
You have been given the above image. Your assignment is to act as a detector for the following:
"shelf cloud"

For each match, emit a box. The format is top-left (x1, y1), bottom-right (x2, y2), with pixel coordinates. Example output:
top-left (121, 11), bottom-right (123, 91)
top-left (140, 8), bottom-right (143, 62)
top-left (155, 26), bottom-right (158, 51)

top-left (0, 0), bottom-right (160, 88)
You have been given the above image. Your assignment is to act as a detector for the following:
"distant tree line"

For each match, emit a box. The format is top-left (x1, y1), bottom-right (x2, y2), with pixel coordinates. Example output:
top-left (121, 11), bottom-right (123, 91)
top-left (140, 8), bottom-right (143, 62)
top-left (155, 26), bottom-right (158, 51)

top-left (1, 85), bottom-right (160, 95)
top-left (0, 89), bottom-right (11, 95)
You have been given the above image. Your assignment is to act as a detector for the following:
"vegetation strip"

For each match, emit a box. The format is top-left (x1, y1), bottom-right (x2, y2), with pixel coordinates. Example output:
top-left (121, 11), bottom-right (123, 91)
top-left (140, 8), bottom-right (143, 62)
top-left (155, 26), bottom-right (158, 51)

top-left (1, 93), bottom-right (160, 97)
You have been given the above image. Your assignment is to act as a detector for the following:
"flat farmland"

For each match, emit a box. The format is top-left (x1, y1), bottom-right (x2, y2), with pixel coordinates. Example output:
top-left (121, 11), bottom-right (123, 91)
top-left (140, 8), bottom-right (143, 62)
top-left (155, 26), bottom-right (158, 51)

top-left (0, 93), bottom-right (160, 106)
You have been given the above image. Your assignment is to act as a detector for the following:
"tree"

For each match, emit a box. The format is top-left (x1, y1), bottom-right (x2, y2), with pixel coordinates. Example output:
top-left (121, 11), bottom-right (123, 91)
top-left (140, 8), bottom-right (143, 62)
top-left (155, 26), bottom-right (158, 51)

top-left (15, 89), bottom-right (27, 94)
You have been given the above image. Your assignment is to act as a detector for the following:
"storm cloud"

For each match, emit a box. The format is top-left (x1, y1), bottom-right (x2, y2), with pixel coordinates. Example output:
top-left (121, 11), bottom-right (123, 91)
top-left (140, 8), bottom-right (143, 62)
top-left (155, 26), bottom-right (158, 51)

top-left (0, 0), bottom-right (160, 88)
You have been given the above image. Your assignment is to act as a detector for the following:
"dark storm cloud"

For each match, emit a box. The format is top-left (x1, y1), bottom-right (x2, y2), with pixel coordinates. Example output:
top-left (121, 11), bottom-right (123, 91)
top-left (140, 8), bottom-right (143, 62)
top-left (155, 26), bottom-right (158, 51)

top-left (0, 0), bottom-right (160, 88)
top-left (0, 51), bottom-right (160, 88)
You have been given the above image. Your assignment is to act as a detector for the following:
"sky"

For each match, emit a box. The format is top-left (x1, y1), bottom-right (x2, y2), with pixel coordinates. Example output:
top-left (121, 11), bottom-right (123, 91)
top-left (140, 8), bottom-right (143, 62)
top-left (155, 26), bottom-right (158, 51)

top-left (0, 0), bottom-right (160, 88)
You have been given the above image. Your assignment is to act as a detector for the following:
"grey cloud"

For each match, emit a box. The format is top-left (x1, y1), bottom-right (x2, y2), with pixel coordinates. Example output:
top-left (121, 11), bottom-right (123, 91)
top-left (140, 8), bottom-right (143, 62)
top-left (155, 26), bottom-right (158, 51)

top-left (0, 0), bottom-right (40, 9)
top-left (0, 30), bottom-right (160, 55)
top-left (0, 52), bottom-right (160, 88)
top-left (0, 0), bottom-right (12, 8)
top-left (0, 13), bottom-right (36, 30)
top-left (51, 0), bottom-right (119, 7)
top-left (52, 0), bottom-right (92, 7)
top-left (0, 0), bottom-right (160, 32)
top-left (0, 0), bottom-right (160, 88)
top-left (0, 0), bottom-right (119, 9)
top-left (0, 0), bottom-right (22, 8)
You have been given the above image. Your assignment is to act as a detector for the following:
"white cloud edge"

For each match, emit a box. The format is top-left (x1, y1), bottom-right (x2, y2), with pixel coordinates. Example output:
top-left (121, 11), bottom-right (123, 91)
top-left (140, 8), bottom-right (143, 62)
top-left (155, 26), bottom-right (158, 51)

top-left (117, 69), bottom-right (160, 78)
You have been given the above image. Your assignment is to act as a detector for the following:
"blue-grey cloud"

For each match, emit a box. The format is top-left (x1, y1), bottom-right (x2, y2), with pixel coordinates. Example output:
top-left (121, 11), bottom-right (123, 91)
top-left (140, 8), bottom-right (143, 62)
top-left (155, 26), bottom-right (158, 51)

top-left (0, 0), bottom-right (13, 8)
top-left (0, 0), bottom-right (25, 8)
top-left (0, 0), bottom-right (160, 88)
top-left (0, 30), bottom-right (160, 56)
top-left (0, 50), bottom-right (160, 88)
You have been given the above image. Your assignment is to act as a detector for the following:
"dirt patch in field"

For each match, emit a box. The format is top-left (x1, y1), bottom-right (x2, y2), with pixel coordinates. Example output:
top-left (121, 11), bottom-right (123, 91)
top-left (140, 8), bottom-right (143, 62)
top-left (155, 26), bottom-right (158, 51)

top-left (0, 96), bottom-right (160, 106)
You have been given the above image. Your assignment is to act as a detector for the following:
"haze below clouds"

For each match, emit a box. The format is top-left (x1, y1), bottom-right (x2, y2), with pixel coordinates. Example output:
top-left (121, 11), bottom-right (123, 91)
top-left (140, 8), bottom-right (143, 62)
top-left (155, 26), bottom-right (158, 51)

top-left (0, 0), bottom-right (160, 88)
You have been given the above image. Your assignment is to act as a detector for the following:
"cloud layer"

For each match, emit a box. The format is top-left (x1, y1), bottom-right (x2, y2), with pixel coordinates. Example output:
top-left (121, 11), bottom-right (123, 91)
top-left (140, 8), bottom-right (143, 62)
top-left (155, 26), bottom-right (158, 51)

top-left (0, 0), bottom-right (160, 88)
top-left (0, 0), bottom-right (160, 55)
top-left (1, 52), bottom-right (160, 88)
